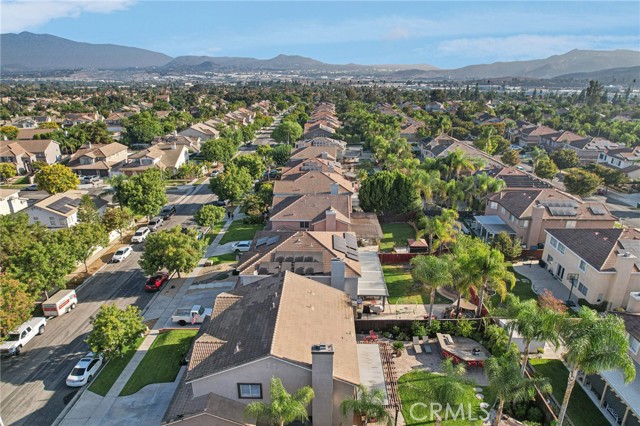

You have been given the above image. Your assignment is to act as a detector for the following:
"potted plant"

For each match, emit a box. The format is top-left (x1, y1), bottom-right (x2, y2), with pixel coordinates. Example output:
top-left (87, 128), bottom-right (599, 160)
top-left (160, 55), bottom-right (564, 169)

top-left (392, 341), bottom-right (405, 357)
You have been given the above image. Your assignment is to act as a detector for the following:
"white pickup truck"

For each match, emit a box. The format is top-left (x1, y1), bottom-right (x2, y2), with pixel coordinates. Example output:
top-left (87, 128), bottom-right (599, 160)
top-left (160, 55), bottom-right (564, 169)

top-left (171, 305), bottom-right (212, 326)
top-left (0, 317), bottom-right (47, 356)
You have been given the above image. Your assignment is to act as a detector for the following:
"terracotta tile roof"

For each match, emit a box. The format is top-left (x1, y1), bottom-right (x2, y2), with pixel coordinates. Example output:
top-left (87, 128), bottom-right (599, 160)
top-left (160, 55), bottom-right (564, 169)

top-left (522, 125), bottom-right (560, 137)
top-left (612, 311), bottom-right (640, 341)
top-left (273, 171), bottom-right (353, 195)
top-left (0, 139), bottom-right (58, 158)
top-left (15, 128), bottom-right (54, 140)
top-left (485, 167), bottom-right (553, 189)
top-left (184, 271), bottom-right (359, 384)
top-left (554, 130), bottom-right (588, 144)
top-left (270, 194), bottom-right (351, 224)
top-left (290, 145), bottom-right (337, 160)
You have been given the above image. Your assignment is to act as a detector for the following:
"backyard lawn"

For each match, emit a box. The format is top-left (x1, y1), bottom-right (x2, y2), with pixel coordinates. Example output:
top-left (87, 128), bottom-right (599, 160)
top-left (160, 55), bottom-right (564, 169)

top-left (398, 370), bottom-right (488, 425)
top-left (491, 266), bottom-right (537, 307)
top-left (219, 221), bottom-right (263, 245)
top-left (529, 359), bottom-right (608, 426)
top-left (88, 336), bottom-right (144, 397)
top-left (380, 223), bottom-right (415, 251)
top-left (120, 329), bottom-right (197, 396)
top-left (384, 265), bottom-right (452, 305)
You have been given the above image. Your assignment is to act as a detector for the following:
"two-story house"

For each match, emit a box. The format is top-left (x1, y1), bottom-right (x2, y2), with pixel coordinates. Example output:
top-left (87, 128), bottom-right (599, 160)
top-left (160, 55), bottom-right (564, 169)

top-left (480, 188), bottom-right (617, 248)
top-left (178, 122), bottom-right (220, 141)
top-left (598, 147), bottom-right (640, 179)
top-left (268, 193), bottom-right (352, 233)
top-left (118, 143), bottom-right (189, 176)
top-left (68, 142), bottom-right (128, 177)
top-left (26, 190), bottom-right (106, 229)
top-left (295, 137), bottom-right (346, 160)
top-left (273, 172), bottom-right (353, 197)
top-left (162, 272), bottom-right (361, 426)
top-left (0, 139), bottom-right (61, 174)
top-left (0, 188), bottom-right (28, 215)
top-left (518, 125), bottom-right (561, 147)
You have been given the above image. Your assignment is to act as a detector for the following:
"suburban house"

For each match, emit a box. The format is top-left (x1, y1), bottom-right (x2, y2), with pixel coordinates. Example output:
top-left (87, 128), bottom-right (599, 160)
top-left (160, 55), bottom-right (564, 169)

top-left (118, 143), bottom-right (189, 176)
top-left (417, 134), bottom-right (504, 169)
top-left (295, 137), bottom-right (347, 159)
top-left (479, 188), bottom-right (617, 247)
top-left (425, 101), bottom-right (445, 112)
top-left (290, 146), bottom-right (338, 162)
top-left (67, 142), bottom-right (129, 177)
top-left (485, 167), bottom-right (554, 189)
top-left (0, 188), bottom-right (28, 215)
top-left (11, 117), bottom-right (38, 129)
top-left (518, 125), bottom-right (561, 147)
top-left (0, 139), bottom-right (62, 174)
top-left (268, 194), bottom-right (352, 232)
top-left (399, 120), bottom-right (424, 142)
top-left (178, 122), bottom-right (220, 141)
top-left (583, 301), bottom-right (640, 426)
top-left (15, 128), bottom-right (55, 140)
top-left (281, 155), bottom-right (344, 176)
top-left (154, 134), bottom-right (202, 153)
top-left (26, 190), bottom-right (106, 229)
top-left (540, 228), bottom-right (640, 311)
top-left (162, 271), bottom-right (360, 426)
top-left (597, 147), bottom-right (640, 179)
top-left (567, 137), bottom-right (622, 164)
top-left (302, 103), bottom-right (340, 139)
top-left (303, 123), bottom-right (336, 139)
top-left (273, 172), bottom-right (354, 197)
top-left (62, 113), bottom-right (103, 127)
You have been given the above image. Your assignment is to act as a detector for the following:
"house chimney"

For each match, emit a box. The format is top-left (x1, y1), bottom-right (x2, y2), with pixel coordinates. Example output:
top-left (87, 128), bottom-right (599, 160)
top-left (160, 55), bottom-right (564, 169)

top-left (325, 208), bottom-right (337, 231)
top-left (172, 142), bottom-right (177, 150)
top-left (626, 292), bottom-right (640, 313)
top-left (311, 344), bottom-right (334, 426)
top-left (330, 258), bottom-right (345, 292)
top-left (87, 142), bottom-right (92, 149)
top-left (330, 182), bottom-right (339, 195)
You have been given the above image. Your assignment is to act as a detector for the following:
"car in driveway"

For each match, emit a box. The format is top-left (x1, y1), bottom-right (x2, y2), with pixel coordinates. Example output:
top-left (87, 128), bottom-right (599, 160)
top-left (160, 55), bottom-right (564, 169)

top-left (24, 184), bottom-right (38, 191)
top-left (207, 200), bottom-right (226, 207)
top-left (148, 216), bottom-right (164, 231)
top-left (160, 205), bottom-right (177, 219)
top-left (144, 272), bottom-right (170, 291)
top-left (231, 240), bottom-right (252, 253)
top-left (131, 227), bottom-right (150, 243)
top-left (66, 352), bottom-right (103, 387)
top-left (111, 246), bottom-right (133, 263)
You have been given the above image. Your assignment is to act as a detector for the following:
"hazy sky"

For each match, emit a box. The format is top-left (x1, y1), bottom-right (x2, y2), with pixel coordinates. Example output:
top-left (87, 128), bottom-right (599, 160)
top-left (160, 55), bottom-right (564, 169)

top-left (1, 1), bottom-right (639, 68)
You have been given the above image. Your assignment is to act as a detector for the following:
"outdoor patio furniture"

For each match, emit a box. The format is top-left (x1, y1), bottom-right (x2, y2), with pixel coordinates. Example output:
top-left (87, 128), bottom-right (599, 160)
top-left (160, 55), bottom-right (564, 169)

top-left (413, 336), bottom-right (423, 354)
top-left (421, 336), bottom-right (432, 354)
top-left (368, 330), bottom-right (378, 341)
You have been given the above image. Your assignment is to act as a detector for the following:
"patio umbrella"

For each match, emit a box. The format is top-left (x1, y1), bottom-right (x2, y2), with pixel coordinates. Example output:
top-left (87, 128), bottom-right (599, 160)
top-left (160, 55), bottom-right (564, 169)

top-left (451, 298), bottom-right (477, 311)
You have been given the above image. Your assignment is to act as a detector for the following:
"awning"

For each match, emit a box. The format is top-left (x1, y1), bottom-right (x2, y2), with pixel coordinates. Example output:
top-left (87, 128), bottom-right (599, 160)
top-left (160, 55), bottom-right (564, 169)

top-left (473, 215), bottom-right (516, 236)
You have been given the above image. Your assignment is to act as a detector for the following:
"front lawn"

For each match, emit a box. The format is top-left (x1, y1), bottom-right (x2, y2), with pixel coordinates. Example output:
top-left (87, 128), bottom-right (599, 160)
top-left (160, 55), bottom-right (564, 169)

top-left (380, 223), bottom-right (415, 251)
top-left (529, 359), bottom-right (608, 426)
top-left (491, 266), bottom-right (537, 307)
top-left (208, 252), bottom-right (238, 265)
top-left (88, 336), bottom-right (144, 397)
top-left (120, 329), bottom-right (197, 396)
top-left (219, 221), bottom-right (263, 245)
top-left (203, 221), bottom-right (225, 246)
top-left (384, 265), bottom-right (451, 305)
top-left (398, 370), bottom-right (487, 425)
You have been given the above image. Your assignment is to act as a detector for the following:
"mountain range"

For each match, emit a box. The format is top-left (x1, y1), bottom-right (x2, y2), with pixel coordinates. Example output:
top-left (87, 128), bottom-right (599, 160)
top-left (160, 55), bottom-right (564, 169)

top-left (2, 32), bottom-right (639, 81)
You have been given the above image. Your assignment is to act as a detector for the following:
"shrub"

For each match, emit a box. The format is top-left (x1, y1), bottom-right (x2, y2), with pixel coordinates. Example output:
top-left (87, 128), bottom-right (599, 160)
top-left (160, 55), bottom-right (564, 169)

top-left (242, 215), bottom-right (266, 225)
top-left (441, 320), bottom-right (455, 334)
top-left (456, 319), bottom-right (473, 337)
top-left (396, 332), bottom-right (409, 341)
top-left (411, 321), bottom-right (427, 337)
top-left (426, 320), bottom-right (441, 336)
top-left (391, 326), bottom-right (402, 337)
top-left (527, 407), bottom-right (544, 423)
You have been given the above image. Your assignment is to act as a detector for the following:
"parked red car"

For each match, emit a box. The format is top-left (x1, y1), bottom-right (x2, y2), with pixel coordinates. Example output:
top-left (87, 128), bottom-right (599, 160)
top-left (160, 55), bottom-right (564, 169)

top-left (144, 273), bottom-right (169, 292)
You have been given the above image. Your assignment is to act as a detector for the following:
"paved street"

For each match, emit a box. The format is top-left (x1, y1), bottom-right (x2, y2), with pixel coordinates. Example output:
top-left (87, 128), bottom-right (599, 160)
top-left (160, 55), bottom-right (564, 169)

top-left (0, 181), bottom-right (218, 426)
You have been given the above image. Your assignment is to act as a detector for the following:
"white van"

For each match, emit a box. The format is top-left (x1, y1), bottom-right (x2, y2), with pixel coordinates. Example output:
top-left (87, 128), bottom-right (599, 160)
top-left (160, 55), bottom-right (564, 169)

top-left (42, 289), bottom-right (78, 318)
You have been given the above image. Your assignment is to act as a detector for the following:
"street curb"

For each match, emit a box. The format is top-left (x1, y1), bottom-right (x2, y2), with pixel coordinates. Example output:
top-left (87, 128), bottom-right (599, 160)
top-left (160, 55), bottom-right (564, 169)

top-left (50, 379), bottom-right (92, 426)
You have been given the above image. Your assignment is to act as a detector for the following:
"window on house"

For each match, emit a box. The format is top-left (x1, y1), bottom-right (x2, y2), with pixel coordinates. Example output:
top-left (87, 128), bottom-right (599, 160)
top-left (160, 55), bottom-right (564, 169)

top-left (546, 255), bottom-right (554, 263)
top-left (579, 260), bottom-right (587, 272)
top-left (550, 237), bottom-right (558, 248)
top-left (238, 383), bottom-right (262, 399)
top-left (509, 214), bottom-right (516, 223)
top-left (565, 221), bottom-right (576, 229)
top-left (616, 159), bottom-right (622, 167)
top-left (489, 202), bottom-right (498, 210)
top-left (557, 242), bottom-right (566, 254)
top-left (300, 221), bottom-right (310, 229)
top-left (578, 282), bottom-right (588, 296)
top-left (49, 217), bottom-right (56, 225)
top-left (630, 336), bottom-right (640, 355)
top-left (520, 220), bottom-right (529, 228)
top-left (500, 206), bottom-right (506, 214)
top-left (598, 153), bottom-right (604, 160)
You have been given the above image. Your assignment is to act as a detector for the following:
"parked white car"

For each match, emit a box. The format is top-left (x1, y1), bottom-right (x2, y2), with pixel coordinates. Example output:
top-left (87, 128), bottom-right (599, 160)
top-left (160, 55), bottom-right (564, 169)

top-left (131, 227), bottom-right (150, 243)
top-left (231, 240), bottom-right (252, 253)
top-left (111, 246), bottom-right (133, 263)
top-left (148, 217), bottom-right (164, 231)
top-left (66, 352), bottom-right (104, 387)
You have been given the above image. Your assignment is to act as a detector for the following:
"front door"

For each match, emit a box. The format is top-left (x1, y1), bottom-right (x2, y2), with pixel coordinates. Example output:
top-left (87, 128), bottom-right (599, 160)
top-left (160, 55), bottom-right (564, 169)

top-left (556, 264), bottom-right (565, 280)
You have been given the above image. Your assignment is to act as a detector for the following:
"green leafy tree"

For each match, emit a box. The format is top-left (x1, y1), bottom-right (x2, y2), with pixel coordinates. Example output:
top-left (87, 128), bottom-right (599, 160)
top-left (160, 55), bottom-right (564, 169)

top-left (515, 302), bottom-right (564, 374)
top-left (77, 194), bottom-right (100, 224)
top-left (529, 147), bottom-right (547, 168)
top-left (534, 157), bottom-right (558, 180)
top-left (434, 358), bottom-right (472, 405)
top-left (359, 170), bottom-right (419, 214)
top-left (38, 121), bottom-right (60, 129)
top-left (139, 226), bottom-right (205, 277)
top-left (340, 385), bottom-right (393, 426)
top-left (241, 183), bottom-right (273, 218)
top-left (491, 231), bottom-right (523, 261)
top-left (102, 207), bottom-right (133, 242)
top-left (0, 163), bottom-right (16, 181)
top-left (34, 164), bottom-right (79, 194)
top-left (0, 125), bottom-right (19, 140)
top-left (271, 120), bottom-right (303, 144)
top-left (243, 377), bottom-right (315, 426)
top-left (410, 255), bottom-right (452, 325)
top-left (563, 168), bottom-right (602, 197)
top-left (0, 213), bottom-right (46, 269)
top-left (121, 111), bottom-right (163, 145)
top-left (201, 139), bottom-right (237, 165)
top-left (500, 149), bottom-right (521, 167)
top-left (72, 222), bottom-right (109, 272)
top-left (271, 144), bottom-right (292, 166)
top-left (209, 163), bottom-right (253, 205)
top-left (113, 169), bottom-right (167, 218)
top-left (486, 353), bottom-right (552, 426)
top-left (0, 276), bottom-right (36, 338)
top-left (194, 205), bottom-right (225, 227)
top-left (86, 304), bottom-right (146, 359)
top-left (585, 163), bottom-right (627, 187)
top-left (557, 308), bottom-right (636, 426)
top-left (550, 149), bottom-right (580, 169)
top-left (234, 153), bottom-right (266, 180)
top-left (176, 161), bottom-right (204, 180)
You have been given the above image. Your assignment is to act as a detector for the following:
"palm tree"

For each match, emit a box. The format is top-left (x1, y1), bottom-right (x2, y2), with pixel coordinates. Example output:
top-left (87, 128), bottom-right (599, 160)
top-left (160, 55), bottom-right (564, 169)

top-left (529, 146), bottom-right (547, 168)
top-left (340, 385), bottom-right (392, 426)
top-left (444, 148), bottom-right (477, 180)
top-left (411, 169), bottom-right (441, 208)
top-left (486, 353), bottom-right (552, 426)
top-left (556, 308), bottom-right (635, 426)
top-left (243, 377), bottom-right (315, 426)
top-left (515, 303), bottom-right (564, 375)
top-left (435, 358), bottom-right (471, 405)
top-left (411, 255), bottom-right (452, 325)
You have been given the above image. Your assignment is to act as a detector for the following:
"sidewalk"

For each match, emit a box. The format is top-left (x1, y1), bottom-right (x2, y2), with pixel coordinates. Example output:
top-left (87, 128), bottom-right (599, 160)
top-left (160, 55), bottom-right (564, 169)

top-left (57, 196), bottom-right (239, 426)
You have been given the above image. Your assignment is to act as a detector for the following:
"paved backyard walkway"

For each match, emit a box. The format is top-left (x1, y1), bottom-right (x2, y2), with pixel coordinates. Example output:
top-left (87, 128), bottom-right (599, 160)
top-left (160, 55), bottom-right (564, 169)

top-left (512, 262), bottom-right (579, 303)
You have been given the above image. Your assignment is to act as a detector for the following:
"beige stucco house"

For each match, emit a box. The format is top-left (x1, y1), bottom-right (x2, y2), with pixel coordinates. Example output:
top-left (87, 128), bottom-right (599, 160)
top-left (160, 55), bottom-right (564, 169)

top-left (68, 142), bottom-right (128, 177)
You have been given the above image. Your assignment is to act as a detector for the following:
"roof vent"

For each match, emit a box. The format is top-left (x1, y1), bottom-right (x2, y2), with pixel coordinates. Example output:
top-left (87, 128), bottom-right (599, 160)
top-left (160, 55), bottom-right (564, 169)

top-left (234, 342), bottom-right (242, 354)
top-left (624, 252), bottom-right (631, 257)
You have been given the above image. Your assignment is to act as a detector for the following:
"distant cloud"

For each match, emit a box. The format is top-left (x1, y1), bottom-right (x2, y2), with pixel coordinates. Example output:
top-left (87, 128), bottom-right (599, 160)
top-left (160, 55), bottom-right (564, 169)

top-left (437, 35), bottom-right (640, 62)
top-left (0, 0), bottom-right (135, 33)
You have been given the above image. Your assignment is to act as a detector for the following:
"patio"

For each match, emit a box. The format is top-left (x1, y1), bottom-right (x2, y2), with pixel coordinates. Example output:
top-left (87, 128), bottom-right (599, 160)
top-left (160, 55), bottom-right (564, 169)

top-left (436, 333), bottom-right (490, 368)
top-left (512, 262), bottom-right (580, 303)
top-left (473, 215), bottom-right (516, 243)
